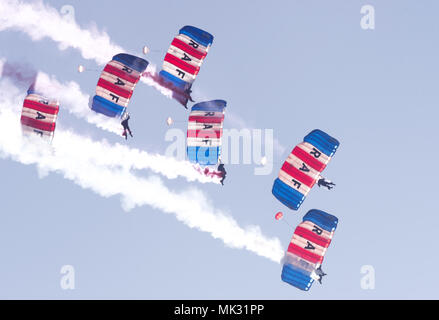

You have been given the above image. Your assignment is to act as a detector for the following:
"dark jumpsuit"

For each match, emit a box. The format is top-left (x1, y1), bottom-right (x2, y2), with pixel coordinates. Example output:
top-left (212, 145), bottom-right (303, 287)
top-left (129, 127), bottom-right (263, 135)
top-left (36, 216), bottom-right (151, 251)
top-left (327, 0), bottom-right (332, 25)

top-left (217, 164), bottom-right (227, 185)
top-left (121, 116), bottom-right (133, 139)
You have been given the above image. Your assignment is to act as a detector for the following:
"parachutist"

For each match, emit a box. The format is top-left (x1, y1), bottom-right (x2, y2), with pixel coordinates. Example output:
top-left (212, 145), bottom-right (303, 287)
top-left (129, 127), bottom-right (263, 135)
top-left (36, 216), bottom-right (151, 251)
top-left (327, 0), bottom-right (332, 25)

top-left (281, 210), bottom-right (338, 291)
top-left (217, 163), bottom-right (227, 185)
top-left (21, 88), bottom-right (59, 142)
top-left (159, 26), bottom-right (213, 107)
top-left (186, 89), bottom-right (195, 103)
top-left (121, 113), bottom-right (133, 140)
top-left (316, 266), bottom-right (327, 284)
top-left (90, 54), bottom-right (149, 119)
top-left (317, 178), bottom-right (335, 190)
top-left (272, 130), bottom-right (339, 210)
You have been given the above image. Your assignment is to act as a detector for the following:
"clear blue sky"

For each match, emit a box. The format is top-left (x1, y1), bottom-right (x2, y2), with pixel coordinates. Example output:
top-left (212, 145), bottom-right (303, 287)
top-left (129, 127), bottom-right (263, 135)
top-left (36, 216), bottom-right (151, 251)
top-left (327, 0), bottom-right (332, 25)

top-left (0, 0), bottom-right (438, 299)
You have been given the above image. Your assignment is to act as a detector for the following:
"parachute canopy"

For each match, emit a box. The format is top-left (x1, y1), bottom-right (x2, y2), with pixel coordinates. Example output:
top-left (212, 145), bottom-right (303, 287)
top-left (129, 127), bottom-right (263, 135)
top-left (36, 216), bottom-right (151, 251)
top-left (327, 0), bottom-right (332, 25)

top-left (272, 129), bottom-right (339, 210)
top-left (91, 53), bottom-right (149, 118)
top-left (21, 89), bottom-right (59, 141)
top-left (187, 100), bottom-right (226, 166)
top-left (281, 209), bottom-right (338, 291)
top-left (159, 26), bottom-right (214, 107)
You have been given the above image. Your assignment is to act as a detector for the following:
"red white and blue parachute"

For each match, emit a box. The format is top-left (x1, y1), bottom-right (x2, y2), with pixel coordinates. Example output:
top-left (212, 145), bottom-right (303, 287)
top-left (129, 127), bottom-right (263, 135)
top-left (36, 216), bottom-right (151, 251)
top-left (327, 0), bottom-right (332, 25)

top-left (272, 129), bottom-right (339, 210)
top-left (21, 88), bottom-right (59, 141)
top-left (187, 100), bottom-right (226, 166)
top-left (91, 53), bottom-right (149, 118)
top-left (281, 209), bottom-right (338, 291)
top-left (159, 26), bottom-right (214, 107)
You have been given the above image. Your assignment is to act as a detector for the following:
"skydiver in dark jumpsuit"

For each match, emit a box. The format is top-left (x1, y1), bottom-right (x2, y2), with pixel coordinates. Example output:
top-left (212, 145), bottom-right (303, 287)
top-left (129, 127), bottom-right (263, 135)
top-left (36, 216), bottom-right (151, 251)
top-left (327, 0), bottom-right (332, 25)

top-left (121, 113), bottom-right (133, 140)
top-left (217, 163), bottom-right (227, 186)
top-left (315, 266), bottom-right (327, 284)
top-left (317, 178), bottom-right (335, 190)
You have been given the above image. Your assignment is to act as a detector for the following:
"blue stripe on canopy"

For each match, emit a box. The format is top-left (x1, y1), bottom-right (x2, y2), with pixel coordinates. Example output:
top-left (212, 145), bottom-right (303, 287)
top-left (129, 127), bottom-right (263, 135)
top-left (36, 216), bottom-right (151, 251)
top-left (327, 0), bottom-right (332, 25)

top-left (191, 100), bottom-right (226, 112)
top-left (159, 70), bottom-right (190, 90)
top-left (303, 209), bottom-right (338, 232)
top-left (91, 95), bottom-right (125, 118)
top-left (179, 26), bottom-right (214, 47)
top-left (112, 53), bottom-right (149, 73)
top-left (281, 264), bottom-right (313, 291)
top-left (187, 146), bottom-right (219, 166)
top-left (272, 178), bottom-right (305, 211)
top-left (303, 129), bottom-right (339, 157)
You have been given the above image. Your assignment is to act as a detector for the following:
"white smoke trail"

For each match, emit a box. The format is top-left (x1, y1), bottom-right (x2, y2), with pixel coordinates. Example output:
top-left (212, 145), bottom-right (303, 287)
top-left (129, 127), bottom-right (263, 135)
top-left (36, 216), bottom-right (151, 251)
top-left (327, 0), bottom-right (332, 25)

top-left (0, 0), bottom-right (122, 65)
top-left (0, 0), bottom-right (172, 98)
top-left (141, 65), bottom-right (173, 98)
top-left (0, 78), bottom-right (284, 263)
top-left (33, 71), bottom-right (123, 134)
top-left (0, 63), bottom-right (221, 184)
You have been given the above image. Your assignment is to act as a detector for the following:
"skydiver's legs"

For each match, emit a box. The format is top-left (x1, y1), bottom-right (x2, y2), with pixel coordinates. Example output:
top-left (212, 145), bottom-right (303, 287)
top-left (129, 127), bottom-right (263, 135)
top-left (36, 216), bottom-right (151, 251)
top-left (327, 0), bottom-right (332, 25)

top-left (219, 173), bottom-right (226, 186)
top-left (217, 164), bottom-right (227, 186)
top-left (121, 114), bottom-right (133, 139)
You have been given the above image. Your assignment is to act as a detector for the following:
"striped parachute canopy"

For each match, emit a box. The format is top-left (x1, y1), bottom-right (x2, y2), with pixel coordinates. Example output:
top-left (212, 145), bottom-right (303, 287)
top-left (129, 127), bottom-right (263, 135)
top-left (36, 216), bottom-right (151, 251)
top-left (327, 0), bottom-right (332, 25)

top-left (21, 88), bottom-right (59, 141)
top-left (272, 129), bottom-right (339, 211)
top-left (187, 100), bottom-right (226, 166)
top-left (281, 209), bottom-right (338, 291)
top-left (91, 53), bottom-right (149, 118)
top-left (159, 26), bottom-right (214, 107)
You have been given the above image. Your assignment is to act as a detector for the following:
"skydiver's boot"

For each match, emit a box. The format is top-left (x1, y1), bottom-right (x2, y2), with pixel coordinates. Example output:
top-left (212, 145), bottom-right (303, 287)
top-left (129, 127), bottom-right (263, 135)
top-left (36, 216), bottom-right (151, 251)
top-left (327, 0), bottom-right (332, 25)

top-left (122, 130), bottom-right (127, 140)
top-left (317, 178), bottom-right (335, 190)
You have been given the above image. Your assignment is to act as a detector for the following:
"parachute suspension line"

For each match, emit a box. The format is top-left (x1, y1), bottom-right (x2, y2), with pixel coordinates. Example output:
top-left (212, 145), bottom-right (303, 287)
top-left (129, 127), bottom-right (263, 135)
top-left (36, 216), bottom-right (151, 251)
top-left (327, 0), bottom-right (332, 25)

top-left (77, 65), bottom-right (100, 73)
top-left (144, 49), bottom-right (161, 53)
top-left (317, 176), bottom-right (336, 190)
top-left (142, 46), bottom-right (161, 55)
top-left (281, 218), bottom-right (293, 229)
